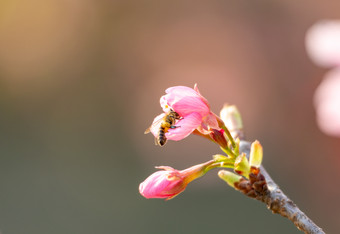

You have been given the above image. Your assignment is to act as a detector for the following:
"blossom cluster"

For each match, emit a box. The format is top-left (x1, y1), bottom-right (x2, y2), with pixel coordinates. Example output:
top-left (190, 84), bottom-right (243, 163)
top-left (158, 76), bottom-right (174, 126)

top-left (306, 20), bottom-right (340, 137)
top-left (140, 85), bottom-right (263, 200)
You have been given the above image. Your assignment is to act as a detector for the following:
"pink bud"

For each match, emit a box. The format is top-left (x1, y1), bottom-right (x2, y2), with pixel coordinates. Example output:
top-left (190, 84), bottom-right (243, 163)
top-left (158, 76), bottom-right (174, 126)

top-left (209, 128), bottom-right (228, 149)
top-left (139, 167), bottom-right (186, 200)
top-left (139, 161), bottom-right (213, 200)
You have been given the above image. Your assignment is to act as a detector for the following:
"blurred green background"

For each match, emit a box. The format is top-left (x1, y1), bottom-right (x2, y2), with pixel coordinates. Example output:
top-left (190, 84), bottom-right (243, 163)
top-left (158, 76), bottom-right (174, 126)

top-left (0, 0), bottom-right (339, 233)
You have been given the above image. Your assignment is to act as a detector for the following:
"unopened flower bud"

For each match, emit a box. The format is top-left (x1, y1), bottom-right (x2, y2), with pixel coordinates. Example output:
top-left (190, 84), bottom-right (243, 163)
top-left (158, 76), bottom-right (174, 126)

top-left (139, 161), bottom-right (213, 200)
top-left (218, 170), bottom-right (242, 188)
top-left (249, 140), bottom-right (263, 168)
top-left (220, 104), bottom-right (244, 139)
top-left (209, 128), bottom-right (228, 149)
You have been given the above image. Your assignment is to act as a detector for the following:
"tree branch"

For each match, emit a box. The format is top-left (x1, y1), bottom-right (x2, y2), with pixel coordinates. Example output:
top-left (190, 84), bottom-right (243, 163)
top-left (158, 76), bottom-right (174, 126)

top-left (239, 140), bottom-right (325, 234)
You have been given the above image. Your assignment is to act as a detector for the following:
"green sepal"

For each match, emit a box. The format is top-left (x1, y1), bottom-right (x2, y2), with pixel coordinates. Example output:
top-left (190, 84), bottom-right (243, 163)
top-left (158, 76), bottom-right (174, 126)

top-left (212, 154), bottom-right (235, 168)
top-left (234, 153), bottom-right (250, 179)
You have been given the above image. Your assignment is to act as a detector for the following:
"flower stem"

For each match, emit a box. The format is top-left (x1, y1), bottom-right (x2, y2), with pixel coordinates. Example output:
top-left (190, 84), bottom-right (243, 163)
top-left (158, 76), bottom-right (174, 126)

top-left (221, 125), bottom-right (237, 149)
top-left (220, 146), bottom-right (237, 158)
top-left (214, 112), bottom-right (237, 149)
top-left (206, 162), bottom-right (235, 172)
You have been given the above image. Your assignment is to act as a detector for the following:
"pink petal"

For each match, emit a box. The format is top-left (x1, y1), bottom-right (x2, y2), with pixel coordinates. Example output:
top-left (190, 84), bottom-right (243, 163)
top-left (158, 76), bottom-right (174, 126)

top-left (166, 112), bottom-right (202, 141)
top-left (194, 84), bottom-right (210, 108)
top-left (161, 86), bottom-right (206, 112)
top-left (170, 96), bottom-right (209, 117)
top-left (196, 112), bottom-right (220, 135)
top-left (165, 86), bottom-right (200, 98)
top-left (204, 112), bottom-right (219, 128)
top-left (160, 85), bottom-right (210, 117)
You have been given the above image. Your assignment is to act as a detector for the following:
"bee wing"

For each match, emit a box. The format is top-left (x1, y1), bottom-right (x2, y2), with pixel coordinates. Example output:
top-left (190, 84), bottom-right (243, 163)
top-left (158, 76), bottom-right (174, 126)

top-left (144, 127), bottom-right (151, 134)
top-left (144, 113), bottom-right (165, 134)
top-left (154, 137), bottom-right (158, 145)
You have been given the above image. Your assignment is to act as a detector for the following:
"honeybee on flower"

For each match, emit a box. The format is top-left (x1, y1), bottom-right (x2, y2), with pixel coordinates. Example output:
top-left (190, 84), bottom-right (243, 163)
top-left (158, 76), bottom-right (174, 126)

top-left (144, 109), bottom-right (182, 146)
top-left (145, 84), bottom-right (220, 146)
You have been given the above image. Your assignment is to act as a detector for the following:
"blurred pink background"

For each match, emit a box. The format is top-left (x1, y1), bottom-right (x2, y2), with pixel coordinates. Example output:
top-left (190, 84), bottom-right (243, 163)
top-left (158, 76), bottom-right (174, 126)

top-left (0, 0), bottom-right (339, 233)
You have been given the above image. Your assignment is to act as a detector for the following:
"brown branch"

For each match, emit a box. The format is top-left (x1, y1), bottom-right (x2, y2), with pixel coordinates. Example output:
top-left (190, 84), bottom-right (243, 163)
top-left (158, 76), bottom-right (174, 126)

top-left (239, 140), bottom-right (325, 234)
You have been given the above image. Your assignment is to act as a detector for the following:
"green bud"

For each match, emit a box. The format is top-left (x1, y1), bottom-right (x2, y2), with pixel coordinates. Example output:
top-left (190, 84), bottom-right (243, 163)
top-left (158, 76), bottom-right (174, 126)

top-left (234, 153), bottom-right (250, 178)
top-left (220, 104), bottom-right (243, 139)
top-left (249, 140), bottom-right (263, 168)
top-left (218, 170), bottom-right (242, 188)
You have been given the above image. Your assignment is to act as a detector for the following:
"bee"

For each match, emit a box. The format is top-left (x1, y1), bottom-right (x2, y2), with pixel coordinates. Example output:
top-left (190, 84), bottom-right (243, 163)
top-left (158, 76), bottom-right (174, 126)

top-left (145, 109), bottom-right (182, 146)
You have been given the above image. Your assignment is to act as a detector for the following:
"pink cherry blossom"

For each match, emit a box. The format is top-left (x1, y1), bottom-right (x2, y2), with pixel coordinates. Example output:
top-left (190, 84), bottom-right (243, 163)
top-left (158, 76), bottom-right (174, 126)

top-left (149, 84), bottom-right (219, 143)
top-left (139, 161), bottom-right (213, 200)
top-left (314, 68), bottom-right (340, 137)
top-left (306, 20), bottom-right (340, 67)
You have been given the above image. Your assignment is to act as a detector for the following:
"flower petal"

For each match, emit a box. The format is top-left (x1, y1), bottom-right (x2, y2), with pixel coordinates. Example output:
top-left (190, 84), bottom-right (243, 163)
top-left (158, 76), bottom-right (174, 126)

top-left (165, 112), bottom-right (202, 141)
top-left (161, 86), bottom-right (207, 113)
top-left (194, 84), bottom-right (210, 108)
top-left (160, 85), bottom-right (210, 117)
top-left (197, 112), bottom-right (220, 134)
top-left (170, 96), bottom-right (209, 117)
top-left (165, 86), bottom-right (200, 98)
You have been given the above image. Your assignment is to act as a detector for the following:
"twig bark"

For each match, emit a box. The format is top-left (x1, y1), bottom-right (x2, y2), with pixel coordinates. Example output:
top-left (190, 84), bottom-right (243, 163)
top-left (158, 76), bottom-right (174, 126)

top-left (239, 140), bottom-right (325, 234)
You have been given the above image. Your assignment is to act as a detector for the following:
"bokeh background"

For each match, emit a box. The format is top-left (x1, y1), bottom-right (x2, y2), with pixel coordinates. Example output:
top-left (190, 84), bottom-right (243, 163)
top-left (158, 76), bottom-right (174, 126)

top-left (0, 0), bottom-right (339, 233)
